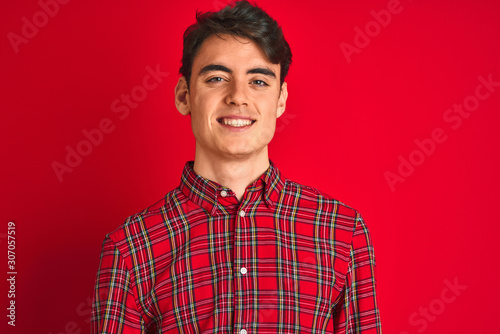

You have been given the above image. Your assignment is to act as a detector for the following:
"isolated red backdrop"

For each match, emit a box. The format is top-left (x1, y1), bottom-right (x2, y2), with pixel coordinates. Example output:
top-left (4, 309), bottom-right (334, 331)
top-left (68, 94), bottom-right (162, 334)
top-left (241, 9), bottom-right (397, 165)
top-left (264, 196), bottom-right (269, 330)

top-left (2, 0), bottom-right (500, 333)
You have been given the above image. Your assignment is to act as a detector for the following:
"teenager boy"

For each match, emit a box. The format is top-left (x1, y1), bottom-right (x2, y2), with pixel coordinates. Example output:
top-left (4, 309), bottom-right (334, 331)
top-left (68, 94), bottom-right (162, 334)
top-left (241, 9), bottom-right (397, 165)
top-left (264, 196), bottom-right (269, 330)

top-left (92, 2), bottom-right (382, 333)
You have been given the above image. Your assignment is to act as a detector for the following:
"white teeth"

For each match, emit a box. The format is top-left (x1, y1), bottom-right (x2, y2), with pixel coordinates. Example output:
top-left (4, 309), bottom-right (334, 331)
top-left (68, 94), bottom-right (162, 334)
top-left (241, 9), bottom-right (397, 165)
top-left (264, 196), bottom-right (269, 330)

top-left (221, 118), bottom-right (253, 127)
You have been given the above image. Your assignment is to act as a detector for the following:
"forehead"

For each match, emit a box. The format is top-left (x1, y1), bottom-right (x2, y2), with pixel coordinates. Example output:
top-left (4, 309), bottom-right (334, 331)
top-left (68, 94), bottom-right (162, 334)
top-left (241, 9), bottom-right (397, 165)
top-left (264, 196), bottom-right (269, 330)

top-left (192, 34), bottom-right (277, 71)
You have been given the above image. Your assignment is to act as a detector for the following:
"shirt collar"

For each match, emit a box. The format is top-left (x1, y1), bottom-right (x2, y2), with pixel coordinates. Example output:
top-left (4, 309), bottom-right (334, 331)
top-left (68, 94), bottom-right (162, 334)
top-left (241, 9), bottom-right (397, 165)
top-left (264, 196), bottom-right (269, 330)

top-left (179, 160), bottom-right (285, 216)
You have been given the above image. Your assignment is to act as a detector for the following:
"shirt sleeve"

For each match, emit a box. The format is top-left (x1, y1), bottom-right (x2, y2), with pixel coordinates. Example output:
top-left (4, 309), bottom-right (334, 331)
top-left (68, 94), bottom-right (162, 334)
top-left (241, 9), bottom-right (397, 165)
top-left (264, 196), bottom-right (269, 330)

top-left (91, 236), bottom-right (146, 333)
top-left (333, 214), bottom-right (382, 333)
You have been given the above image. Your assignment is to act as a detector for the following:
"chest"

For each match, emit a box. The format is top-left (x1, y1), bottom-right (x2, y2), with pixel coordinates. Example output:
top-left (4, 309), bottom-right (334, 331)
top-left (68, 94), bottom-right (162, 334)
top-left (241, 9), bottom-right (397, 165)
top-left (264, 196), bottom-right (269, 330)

top-left (131, 208), bottom-right (351, 333)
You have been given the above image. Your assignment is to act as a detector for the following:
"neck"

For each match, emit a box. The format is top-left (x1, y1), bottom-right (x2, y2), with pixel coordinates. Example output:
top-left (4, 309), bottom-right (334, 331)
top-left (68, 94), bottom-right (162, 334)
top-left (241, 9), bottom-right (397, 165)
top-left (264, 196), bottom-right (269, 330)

top-left (193, 147), bottom-right (270, 202)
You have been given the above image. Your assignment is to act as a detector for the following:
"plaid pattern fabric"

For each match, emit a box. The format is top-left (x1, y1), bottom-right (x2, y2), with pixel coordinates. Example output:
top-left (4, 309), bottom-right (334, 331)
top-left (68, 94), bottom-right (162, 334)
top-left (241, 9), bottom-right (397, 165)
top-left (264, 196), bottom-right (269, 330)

top-left (92, 161), bottom-right (382, 333)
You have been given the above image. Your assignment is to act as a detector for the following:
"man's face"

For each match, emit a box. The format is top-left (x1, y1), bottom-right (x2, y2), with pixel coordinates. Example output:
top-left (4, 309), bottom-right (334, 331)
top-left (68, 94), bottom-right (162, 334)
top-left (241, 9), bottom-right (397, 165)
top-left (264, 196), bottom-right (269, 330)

top-left (175, 34), bottom-right (288, 161)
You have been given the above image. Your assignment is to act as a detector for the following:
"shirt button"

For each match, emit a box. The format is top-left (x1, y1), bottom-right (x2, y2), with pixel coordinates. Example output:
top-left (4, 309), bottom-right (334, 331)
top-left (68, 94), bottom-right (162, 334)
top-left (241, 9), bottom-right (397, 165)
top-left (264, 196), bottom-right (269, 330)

top-left (240, 330), bottom-right (247, 334)
top-left (220, 190), bottom-right (228, 197)
top-left (240, 267), bottom-right (247, 275)
top-left (239, 210), bottom-right (245, 217)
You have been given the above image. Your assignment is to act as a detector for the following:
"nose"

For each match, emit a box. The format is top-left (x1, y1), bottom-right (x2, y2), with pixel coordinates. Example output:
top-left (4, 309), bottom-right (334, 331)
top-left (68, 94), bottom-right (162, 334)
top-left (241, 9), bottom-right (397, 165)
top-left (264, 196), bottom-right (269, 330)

top-left (225, 79), bottom-right (248, 106)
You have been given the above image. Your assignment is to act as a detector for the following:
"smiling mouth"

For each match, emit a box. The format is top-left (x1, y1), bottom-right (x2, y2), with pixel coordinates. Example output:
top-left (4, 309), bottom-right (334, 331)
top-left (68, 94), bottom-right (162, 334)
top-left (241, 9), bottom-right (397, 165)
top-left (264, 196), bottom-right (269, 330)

top-left (217, 117), bottom-right (256, 127)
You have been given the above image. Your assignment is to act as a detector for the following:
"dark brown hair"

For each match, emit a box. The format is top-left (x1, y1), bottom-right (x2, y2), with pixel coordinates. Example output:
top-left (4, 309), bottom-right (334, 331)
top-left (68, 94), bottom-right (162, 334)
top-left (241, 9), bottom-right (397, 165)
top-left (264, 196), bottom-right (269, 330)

top-left (180, 0), bottom-right (292, 88)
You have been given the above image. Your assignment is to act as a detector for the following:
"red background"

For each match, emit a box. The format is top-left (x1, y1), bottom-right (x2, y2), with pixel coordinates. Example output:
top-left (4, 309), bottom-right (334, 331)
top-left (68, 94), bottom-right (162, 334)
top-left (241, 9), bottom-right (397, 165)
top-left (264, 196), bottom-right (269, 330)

top-left (2, 0), bottom-right (499, 333)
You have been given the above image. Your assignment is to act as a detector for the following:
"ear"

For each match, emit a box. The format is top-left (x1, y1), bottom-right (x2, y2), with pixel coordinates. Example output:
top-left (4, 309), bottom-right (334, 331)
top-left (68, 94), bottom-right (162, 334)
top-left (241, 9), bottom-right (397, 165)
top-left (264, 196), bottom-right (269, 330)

top-left (175, 76), bottom-right (191, 116)
top-left (277, 82), bottom-right (288, 118)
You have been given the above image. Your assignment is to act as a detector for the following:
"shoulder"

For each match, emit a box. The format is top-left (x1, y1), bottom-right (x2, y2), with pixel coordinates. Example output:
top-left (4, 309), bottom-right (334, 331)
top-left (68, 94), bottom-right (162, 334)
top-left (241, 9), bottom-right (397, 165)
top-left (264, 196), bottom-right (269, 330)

top-left (280, 177), bottom-right (368, 241)
top-left (105, 187), bottom-right (184, 247)
top-left (283, 178), bottom-right (360, 219)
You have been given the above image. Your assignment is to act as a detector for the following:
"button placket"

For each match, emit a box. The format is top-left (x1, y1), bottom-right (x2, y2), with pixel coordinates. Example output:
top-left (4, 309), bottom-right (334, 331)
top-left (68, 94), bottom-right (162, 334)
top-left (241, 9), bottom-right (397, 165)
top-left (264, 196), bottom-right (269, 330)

top-left (235, 204), bottom-right (250, 333)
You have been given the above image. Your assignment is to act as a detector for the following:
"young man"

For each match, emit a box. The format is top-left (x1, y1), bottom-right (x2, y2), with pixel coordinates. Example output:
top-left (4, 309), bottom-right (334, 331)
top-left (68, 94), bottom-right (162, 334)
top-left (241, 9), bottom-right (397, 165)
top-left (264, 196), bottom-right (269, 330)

top-left (92, 1), bottom-right (382, 333)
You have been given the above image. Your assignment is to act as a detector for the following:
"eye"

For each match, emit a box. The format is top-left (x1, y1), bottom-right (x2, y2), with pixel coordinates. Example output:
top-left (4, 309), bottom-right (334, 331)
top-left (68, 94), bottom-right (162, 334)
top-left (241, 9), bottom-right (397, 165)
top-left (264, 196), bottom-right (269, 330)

top-left (252, 80), bottom-right (268, 87)
top-left (206, 77), bottom-right (225, 83)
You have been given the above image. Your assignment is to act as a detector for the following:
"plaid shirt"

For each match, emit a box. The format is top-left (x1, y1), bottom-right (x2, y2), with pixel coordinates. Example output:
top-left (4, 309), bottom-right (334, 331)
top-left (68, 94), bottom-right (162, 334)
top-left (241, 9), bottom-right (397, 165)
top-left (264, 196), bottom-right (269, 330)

top-left (92, 161), bottom-right (382, 333)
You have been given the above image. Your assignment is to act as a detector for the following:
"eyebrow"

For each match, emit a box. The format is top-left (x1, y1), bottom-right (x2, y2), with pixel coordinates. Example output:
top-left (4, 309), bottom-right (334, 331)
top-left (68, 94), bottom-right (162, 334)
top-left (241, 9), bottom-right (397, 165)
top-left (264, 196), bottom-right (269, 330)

top-left (198, 64), bottom-right (276, 78)
top-left (247, 67), bottom-right (276, 78)
top-left (198, 64), bottom-right (231, 76)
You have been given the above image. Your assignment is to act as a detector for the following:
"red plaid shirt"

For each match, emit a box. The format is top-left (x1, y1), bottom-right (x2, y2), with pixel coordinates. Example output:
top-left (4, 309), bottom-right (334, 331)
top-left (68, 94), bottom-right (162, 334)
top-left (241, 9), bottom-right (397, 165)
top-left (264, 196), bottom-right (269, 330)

top-left (92, 161), bottom-right (382, 333)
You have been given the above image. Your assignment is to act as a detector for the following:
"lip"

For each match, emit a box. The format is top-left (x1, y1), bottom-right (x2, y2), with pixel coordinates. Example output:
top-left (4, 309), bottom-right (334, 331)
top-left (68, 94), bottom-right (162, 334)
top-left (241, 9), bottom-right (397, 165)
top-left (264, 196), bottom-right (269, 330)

top-left (217, 115), bottom-right (255, 121)
top-left (216, 115), bottom-right (256, 131)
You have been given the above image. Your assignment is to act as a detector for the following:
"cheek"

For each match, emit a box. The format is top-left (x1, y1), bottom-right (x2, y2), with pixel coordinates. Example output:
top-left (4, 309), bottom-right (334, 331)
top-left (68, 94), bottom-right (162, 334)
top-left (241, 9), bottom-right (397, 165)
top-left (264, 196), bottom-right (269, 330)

top-left (190, 113), bottom-right (212, 138)
top-left (260, 103), bottom-right (279, 125)
top-left (191, 96), bottom-right (216, 127)
top-left (256, 111), bottom-right (278, 143)
top-left (255, 124), bottom-right (277, 147)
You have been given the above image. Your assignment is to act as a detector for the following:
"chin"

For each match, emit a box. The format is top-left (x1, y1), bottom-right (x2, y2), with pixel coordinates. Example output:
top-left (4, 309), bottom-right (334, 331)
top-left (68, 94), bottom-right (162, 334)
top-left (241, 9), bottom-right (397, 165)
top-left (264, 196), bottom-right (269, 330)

top-left (220, 145), bottom-right (256, 158)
